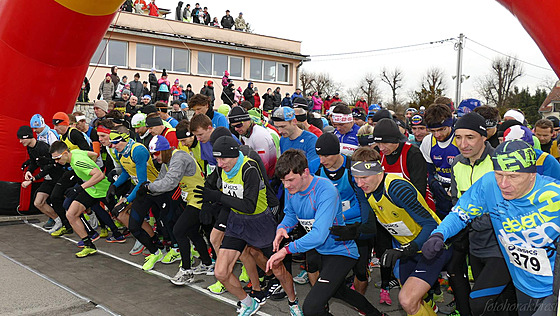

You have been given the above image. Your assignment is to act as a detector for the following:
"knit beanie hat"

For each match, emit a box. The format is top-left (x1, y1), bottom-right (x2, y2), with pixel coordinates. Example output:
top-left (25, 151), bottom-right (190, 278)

top-left (212, 136), bottom-right (239, 158)
top-left (454, 112), bottom-right (487, 137)
top-left (315, 133), bottom-right (340, 156)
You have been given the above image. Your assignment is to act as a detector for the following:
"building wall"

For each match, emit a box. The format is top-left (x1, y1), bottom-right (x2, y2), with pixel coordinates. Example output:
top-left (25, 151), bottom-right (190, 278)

top-left (85, 12), bottom-right (304, 106)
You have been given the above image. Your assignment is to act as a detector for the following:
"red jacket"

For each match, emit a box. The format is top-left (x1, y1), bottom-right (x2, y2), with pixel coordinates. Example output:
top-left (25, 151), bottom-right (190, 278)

top-left (355, 100), bottom-right (368, 111)
top-left (147, 2), bottom-right (159, 16)
top-left (254, 93), bottom-right (261, 108)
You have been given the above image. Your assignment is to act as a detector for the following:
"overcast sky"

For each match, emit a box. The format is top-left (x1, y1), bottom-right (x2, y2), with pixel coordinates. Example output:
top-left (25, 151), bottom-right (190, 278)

top-left (156, 0), bottom-right (558, 104)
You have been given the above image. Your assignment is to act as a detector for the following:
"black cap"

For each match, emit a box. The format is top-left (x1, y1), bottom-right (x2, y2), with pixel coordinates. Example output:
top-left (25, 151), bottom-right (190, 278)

top-left (292, 97), bottom-right (308, 109)
top-left (212, 136), bottom-right (239, 158)
top-left (546, 116), bottom-right (560, 128)
top-left (371, 109), bottom-right (392, 123)
top-left (210, 127), bottom-right (232, 144)
top-left (145, 116), bottom-right (163, 127)
top-left (315, 133), bottom-right (340, 156)
top-left (454, 112), bottom-right (487, 137)
top-left (228, 106), bottom-right (250, 124)
top-left (141, 105), bottom-right (158, 115)
top-left (17, 126), bottom-right (33, 139)
top-left (372, 118), bottom-right (407, 143)
top-left (176, 128), bottom-right (192, 139)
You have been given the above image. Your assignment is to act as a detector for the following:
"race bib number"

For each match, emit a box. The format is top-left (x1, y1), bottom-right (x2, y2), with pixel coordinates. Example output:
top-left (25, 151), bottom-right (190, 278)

top-left (298, 218), bottom-right (315, 233)
top-left (341, 200), bottom-right (351, 212)
top-left (503, 242), bottom-right (552, 277)
top-left (181, 190), bottom-right (188, 202)
top-left (222, 182), bottom-right (243, 198)
top-left (380, 221), bottom-right (413, 236)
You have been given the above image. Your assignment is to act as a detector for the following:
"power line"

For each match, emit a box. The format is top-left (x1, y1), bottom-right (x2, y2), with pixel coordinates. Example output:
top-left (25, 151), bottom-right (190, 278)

top-left (309, 38), bottom-right (455, 58)
top-left (309, 44), bottom-right (450, 62)
top-left (466, 37), bottom-right (554, 72)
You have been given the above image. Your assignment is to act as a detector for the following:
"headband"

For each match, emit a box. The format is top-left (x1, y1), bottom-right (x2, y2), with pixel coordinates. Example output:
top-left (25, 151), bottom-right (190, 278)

top-left (358, 134), bottom-right (375, 147)
top-left (109, 131), bottom-right (130, 143)
top-left (331, 113), bottom-right (354, 124)
top-left (427, 117), bottom-right (453, 129)
top-left (351, 161), bottom-right (383, 177)
top-left (75, 115), bottom-right (87, 122)
top-left (97, 126), bottom-right (111, 135)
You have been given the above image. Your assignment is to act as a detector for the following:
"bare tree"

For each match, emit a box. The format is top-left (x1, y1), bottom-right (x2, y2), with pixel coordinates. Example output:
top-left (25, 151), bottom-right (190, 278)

top-left (476, 56), bottom-right (524, 108)
top-left (345, 86), bottom-right (361, 106)
top-left (358, 73), bottom-right (383, 106)
top-left (299, 70), bottom-right (338, 97)
top-left (299, 70), bottom-right (315, 97)
top-left (380, 67), bottom-right (404, 108)
top-left (538, 76), bottom-right (559, 94)
top-left (411, 67), bottom-right (447, 108)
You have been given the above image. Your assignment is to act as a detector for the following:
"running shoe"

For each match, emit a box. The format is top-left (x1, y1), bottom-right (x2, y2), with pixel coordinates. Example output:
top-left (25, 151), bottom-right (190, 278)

top-left (249, 290), bottom-right (267, 305)
top-left (289, 302), bottom-right (303, 316)
top-left (43, 218), bottom-right (55, 230)
top-left (267, 281), bottom-right (286, 300)
top-left (243, 277), bottom-right (265, 293)
top-left (239, 265), bottom-right (250, 283)
top-left (114, 219), bottom-right (124, 229)
top-left (90, 232), bottom-right (100, 242)
top-left (170, 267), bottom-right (194, 286)
top-left (438, 300), bottom-right (456, 315)
top-left (51, 226), bottom-right (72, 237)
top-left (238, 297), bottom-right (260, 316)
top-left (448, 310), bottom-right (461, 316)
top-left (121, 228), bottom-right (131, 237)
top-left (77, 234), bottom-right (99, 248)
top-left (129, 240), bottom-right (145, 256)
top-left (192, 263), bottom-right (214, 275)
top-left (86, 213), bottom-right (99, 230)
top-left (75, 246), bottom-right (97, 258)
top-left (208, 281), bottom-right (227, 294)
top-left (162, 248), bottom-right (181, 264)
top-left (142, 250), bottom-right (163, 271)
top-left (374, 279), bottom-right (400, 289)
top-left (293, 270), bottom-right (309, 285)
top-left (99, 228), bottom-right (109, 238)
top-left (370, 257), bottom-right (380, 268)
top-left (106, 235), bottom-right (126, 243)
top-left (191, 243), bottom-right (200, 259)
top-left (379, 289), bottom-right (392, 305)
top-left (47, 218), bottom-right (62, 234)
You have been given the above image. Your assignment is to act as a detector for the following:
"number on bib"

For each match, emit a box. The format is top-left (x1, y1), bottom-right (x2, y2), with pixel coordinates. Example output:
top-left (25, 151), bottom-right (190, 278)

top-left (501, 241), bottom-right (552, 277)
top-left (380, 221), bottom-right (413, 236)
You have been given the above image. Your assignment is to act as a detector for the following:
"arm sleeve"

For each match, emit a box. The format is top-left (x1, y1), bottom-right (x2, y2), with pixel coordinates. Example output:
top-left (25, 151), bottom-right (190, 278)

top-left (288, 184), bottom-right (340, 254)
top-left (70, 129), bottom-right (91, 150)
top-left (126, 146), bottom-right (150, 202)
top-left (278, 194), bottom-right (299, 233)
top-left (354, 185), bottom-right (377, 235)
top-left (113, 164), bottom-right (131, 188)
top-left (432, 175), bottom-right (489, 240)
top-left (406, 147), bottom-right (427, 196)
top-left (419, 136), bottom-right (433, 163)
top-left (219, 164), bottom-right (261, 214)
top-left (387, 179), bottom-right (438, 248)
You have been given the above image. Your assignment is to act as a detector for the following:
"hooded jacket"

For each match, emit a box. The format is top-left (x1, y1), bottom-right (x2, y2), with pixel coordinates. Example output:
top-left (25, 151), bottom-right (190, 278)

top-left (243, 82), bottom-right (255, 106)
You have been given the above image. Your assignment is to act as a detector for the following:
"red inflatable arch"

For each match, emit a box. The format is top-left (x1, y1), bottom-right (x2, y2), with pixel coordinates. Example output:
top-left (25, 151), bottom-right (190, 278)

top-left (0, 0), bottom-right (558, 212)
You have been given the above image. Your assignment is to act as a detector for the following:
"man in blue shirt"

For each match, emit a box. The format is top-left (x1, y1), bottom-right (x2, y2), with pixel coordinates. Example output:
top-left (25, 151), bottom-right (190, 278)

top-left (332, 103), bottom-right (360, 156)
top-left (189, 93), bottom-right (229, 128)
top-left (271, 106), bottom-right (319, 173)
top-left (266, 149), bottom-right (382, 316)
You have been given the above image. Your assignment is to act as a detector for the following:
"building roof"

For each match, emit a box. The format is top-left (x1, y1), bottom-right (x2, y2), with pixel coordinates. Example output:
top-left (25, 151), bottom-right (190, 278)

top-left (539, 80), bottom-right (560, 113)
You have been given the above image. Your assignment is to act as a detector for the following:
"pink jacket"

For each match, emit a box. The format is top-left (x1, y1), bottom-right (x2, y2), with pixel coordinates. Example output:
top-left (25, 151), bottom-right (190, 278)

top-left (312, 95), bottom-right (323, 111)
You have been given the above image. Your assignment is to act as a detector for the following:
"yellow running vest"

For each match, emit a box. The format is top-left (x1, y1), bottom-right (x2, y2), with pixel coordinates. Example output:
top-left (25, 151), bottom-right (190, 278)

top-left (61, 127), bottom-right (80, 151)
top-left (221, 156), bottom-right (268, 215)
top-left (168, 149), bottom-right (205, 208)
top-left (117, 142), bottom-right (159, 184)
top-left (367, 174), bottom-right (441, 245)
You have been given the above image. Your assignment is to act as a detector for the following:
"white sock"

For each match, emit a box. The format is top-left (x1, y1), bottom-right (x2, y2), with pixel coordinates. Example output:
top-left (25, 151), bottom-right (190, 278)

top-left (241, 295), bottom-right (253, 306)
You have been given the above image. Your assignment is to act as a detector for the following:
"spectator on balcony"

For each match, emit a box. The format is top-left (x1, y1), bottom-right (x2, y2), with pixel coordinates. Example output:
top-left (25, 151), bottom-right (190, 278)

top-left (253, 87), bottom-right (261, 108)
top-left (234, 86), bottom-right (243, 104)
top-left (221, 10), bottom-right (234, 29)
top-left (175, 1), bottom-right (183, 21)
top-left (203, 7), bottom-right (211, 25)
top-left (78, 77), bottom-right (90, 103)
top-left (182, 3), bottom-right (191, 22)
top-left (171, 79), bottom-right (182, 101)
top-left (221, 71), bottom-right (230, 88)
top-left (263, 88), bottom-right (274, 112)
top-left (110, 66), bottom-right (120, 90)
top-left (243, 82), bottom-right (256, 107)
top-left (211, 17), bottom-right (220, 27)
top-left (200, 80), bottom-right (216, 106)
top-left (147, 0), bottom-right (159, 17)
top-left (121, 0), bottom-right (133, 12)
top-left (273, 87), bottom-right (282, 108)
top-left (149, 68), bottom-right (158, 100)
top-left (129, 73), bottom-right (143, 98)
top-left (234, 12), bottom-right (247, 31)
top-left (156, 69), bottom-right (170, 104)
top-left (192, 3), bottom-right (201, 23)
top-left (134, 0), bottom-right (147, 14)
top-left (184, 84), bottom-right (195, 103)
top-left (99, 73), bottom-right (115, 101)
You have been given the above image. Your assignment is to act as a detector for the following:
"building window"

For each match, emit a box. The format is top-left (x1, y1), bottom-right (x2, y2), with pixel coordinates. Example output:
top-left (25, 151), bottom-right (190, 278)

top-left (91, 39), bottom-right (128, 67)
top-left (136, 44), bottom-right (190, 73)
top-left (554, 102), bottom-right (560, 112)
top-left (250, 58), bottom-right (290, 83)
top-left (197, 52), bottom-right (244, 78)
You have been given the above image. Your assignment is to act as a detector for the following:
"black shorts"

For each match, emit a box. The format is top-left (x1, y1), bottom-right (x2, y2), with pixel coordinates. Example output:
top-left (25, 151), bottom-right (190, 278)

top-left (220, 235), bottom-right (273, 258)
top-left (37, 180), bottom-right (56, 195)
top-left (399, 248), bottom-right (452, 286)
top-left (213, 207), bottom-right (230, 232)
top-left (73, 190), bottom-right (103, 210)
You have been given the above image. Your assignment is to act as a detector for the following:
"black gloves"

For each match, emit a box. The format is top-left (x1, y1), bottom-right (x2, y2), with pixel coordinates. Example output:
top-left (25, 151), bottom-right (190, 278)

top-left (107, 184), bottom-right (117, 200)
top-left (107, 169), bottom-right (119, 183)
top-left (193, 185), bottom-right (223, 203)
top-left (65, 185), bottom-right (84, 201)
top-left (111, 202), bottom-right (129, 217)
top-left (136, 181), bottom-right (150, 199)
top-left (421, 233), bottom-right (445, 260)
top-left (381, 242), bottom-right (418, 268)
top-left (199, 203), bottom-right (214, 226)
top-left (330, 223), bottom-right (361, 241)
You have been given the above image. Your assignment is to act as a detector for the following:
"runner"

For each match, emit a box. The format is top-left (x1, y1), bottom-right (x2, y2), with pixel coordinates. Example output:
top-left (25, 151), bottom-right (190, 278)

top-left (30, 114), bottom-right (59, 145)
top-left (423, 140), bottom-right (560, 316)
top-left (331, 103), bottom-right (360, 156)
top-left (267, 149), bottom-right (382, 316)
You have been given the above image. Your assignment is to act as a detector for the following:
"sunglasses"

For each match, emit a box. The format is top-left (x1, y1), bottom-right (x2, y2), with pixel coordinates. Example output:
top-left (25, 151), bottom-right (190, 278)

top-left (232, 123), bottom-right (244, 129)
top-left (52, 153), bottom-right (64, 161)
top-left (110, 139), bottom-right (121, 145)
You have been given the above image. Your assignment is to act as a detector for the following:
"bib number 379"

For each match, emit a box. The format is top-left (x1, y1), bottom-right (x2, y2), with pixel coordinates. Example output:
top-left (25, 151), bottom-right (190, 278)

top-left (504, 244), bottom-right (552, 277)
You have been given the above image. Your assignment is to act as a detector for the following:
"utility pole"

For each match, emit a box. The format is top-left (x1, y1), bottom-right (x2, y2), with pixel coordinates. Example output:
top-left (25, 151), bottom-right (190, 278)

top-left (454, 33), bottom-right (464, 108)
